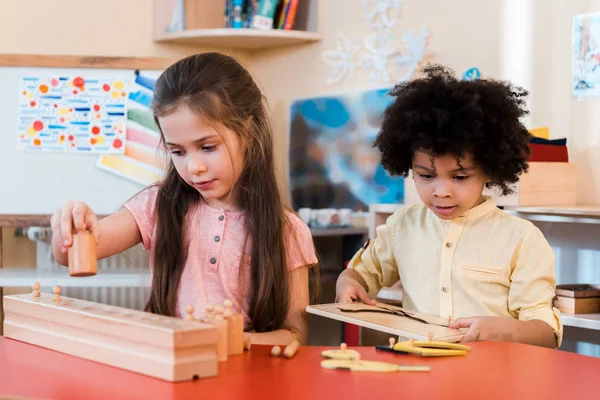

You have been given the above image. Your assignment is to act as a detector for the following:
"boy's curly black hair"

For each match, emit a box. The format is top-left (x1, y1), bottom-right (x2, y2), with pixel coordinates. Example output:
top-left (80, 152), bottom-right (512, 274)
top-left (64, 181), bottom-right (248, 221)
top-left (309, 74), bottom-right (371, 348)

top-left (374, 64), bottom-right (532, 195)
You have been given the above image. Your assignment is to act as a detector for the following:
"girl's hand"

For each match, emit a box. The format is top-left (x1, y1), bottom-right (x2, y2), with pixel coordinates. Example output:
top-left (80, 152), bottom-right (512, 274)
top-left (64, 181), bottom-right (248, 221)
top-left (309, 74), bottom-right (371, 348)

top-left (335, 275), bottom-right (377, 305)
top-left (449, 316), bottom-right (516, 343)
top-left (51, 201), bottom-right (100, 254)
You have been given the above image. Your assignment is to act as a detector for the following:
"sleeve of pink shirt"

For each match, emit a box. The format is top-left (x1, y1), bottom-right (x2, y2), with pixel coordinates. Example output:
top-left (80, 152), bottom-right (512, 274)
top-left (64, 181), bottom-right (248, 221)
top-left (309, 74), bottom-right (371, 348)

top-left (284, 211), bottom-right (318, 270)
top-left (122, 186), bottom-right (159, 251)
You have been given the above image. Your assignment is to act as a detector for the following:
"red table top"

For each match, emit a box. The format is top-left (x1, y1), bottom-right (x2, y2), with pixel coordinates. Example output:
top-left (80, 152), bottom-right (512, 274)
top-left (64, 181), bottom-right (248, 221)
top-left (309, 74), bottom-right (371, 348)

top-left (1, 336), bottom-right (600, 400)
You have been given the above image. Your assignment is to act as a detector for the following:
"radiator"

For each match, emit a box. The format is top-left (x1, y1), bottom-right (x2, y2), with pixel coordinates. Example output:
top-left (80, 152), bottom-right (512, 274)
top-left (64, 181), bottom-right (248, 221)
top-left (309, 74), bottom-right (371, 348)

top-left (34, 232), bottom-right (151, 311)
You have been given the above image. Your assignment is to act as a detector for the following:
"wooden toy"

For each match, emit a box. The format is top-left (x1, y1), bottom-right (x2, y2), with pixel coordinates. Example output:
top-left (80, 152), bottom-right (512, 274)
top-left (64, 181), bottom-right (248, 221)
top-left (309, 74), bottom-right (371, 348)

top-left (283, 339), bottom-right (300, 359)
top-left (306, 302), bottom-right (465, 342)
top-left (321, 342), bottom-right (361, 360)
top-left (271, 345), bottom-right (282, 357)
top-left (321, 359), bottom-right (431, 373)
top-left (243, 335), bottom-right (251, 350)
top-left (212, 313), bottom-right (229, 362)
top-left (67, 230), bottom-right (97, 277)
top-left (3, 286), bottom-right (219, 382)
top-left (389, 333), bottom-right (470, 357)
top-left (224, 300), bottom-right (244, 355)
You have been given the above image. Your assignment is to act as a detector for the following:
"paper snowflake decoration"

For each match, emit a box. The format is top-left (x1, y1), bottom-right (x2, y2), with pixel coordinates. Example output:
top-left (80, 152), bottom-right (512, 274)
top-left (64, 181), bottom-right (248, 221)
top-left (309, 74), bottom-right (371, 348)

top-left (363, 0), bottom-right (404, 29)
top-left (322, 0), bottom-right (428, 85)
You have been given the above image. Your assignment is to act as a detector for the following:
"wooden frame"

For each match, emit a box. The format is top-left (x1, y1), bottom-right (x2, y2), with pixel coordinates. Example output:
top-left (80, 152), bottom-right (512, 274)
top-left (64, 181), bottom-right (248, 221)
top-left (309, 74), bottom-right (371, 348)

top-left (306, 302), bottom-right (465, 343)
top-left (0, 54), bottom-right (176, 70)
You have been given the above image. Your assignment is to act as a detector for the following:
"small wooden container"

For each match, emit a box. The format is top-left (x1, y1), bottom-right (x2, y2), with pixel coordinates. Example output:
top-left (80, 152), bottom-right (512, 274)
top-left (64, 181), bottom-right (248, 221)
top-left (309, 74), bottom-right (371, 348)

top-left (556, 284), bottom-right (600, 314)
top-left (68, 231), bottom-right (97, 277)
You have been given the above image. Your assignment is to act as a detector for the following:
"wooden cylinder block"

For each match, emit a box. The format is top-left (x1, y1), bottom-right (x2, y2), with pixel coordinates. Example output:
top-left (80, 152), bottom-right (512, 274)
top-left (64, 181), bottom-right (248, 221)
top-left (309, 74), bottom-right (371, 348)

top-left (68, 231), bottom-right (97, 277)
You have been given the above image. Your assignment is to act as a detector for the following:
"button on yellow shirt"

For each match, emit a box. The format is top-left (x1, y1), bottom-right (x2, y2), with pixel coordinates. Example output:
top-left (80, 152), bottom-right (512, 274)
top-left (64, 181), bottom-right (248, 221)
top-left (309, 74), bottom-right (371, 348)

top-left (349, 196), bottom-right (563, 346)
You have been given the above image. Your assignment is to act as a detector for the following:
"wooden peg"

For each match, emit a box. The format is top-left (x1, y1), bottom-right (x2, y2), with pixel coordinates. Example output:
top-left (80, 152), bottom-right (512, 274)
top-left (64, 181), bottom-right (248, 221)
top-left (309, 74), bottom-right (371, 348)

top-left (213, 314), bottom-right (228, 362)
top-left (243, 335), bottom-right (251, 351)
top-left (185, 305), bottom-right (194, 320)
top-left (389, 337), bottom-right (396, 348)
top-left (67, 231), bottom-right (97, 277)
top-left (340, 342), bottom-right (347, 353)
top-left (271, 345), bottom-right (281, 357)
top-left (353, 353), bottom-right (361, 364)
top-left (428, 333), bottom-right (433, 343)
top-left (283, 340), bottom-right (300, 359)
top-left (224, 307), bottom-right (244, 355)
top-left (409, 338), bottom-right (415, 348)
top-left (52, 285), bottom-right (61, 302)
top-left (31, 282), bottom-right (40, 298)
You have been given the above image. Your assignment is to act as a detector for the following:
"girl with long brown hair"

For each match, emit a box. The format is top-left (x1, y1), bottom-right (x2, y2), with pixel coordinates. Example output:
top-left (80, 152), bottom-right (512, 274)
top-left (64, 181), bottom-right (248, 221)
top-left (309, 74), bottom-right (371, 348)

top-left (50, 52), bottom-right (318, 345)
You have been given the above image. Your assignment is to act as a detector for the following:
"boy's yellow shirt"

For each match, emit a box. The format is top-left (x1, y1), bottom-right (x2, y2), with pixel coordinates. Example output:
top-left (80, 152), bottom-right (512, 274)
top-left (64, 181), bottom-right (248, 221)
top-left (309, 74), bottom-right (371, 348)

top-left (349, 196), bottom-right (563, 347)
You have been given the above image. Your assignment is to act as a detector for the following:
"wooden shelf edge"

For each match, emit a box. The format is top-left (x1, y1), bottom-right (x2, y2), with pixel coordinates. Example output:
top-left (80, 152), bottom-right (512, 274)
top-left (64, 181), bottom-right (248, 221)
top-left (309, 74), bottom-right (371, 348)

top-left (154, 28), bottom-right (322, 49)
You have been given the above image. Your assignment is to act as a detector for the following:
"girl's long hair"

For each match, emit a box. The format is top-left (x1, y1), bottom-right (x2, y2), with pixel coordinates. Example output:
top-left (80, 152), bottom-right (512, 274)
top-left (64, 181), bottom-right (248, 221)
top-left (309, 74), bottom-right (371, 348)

top-left (144, 52), bottom-right (295, 332)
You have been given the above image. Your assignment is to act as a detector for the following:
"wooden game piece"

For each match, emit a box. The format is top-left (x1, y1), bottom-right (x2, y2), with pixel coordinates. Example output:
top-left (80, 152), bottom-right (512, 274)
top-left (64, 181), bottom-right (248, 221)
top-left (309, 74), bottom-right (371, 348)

top-left (321, 359), bottom-right (431, 373)
top-left (67, 230), bottom-right (97, 277)
top-left (428, 332), bottom-right (433, 342)
top-left (185, 304), bottom-right (195, 321)
top-left (393, 339), bottom-right (469, 356)
top-left (243, 335), bottom-right (251, 351)
top-left (223, 306), bottom-right (244, 356)
top-left (31, 282), bottom-right (40, 298)
top-left (52, 285), bottom-right (61, 302)
top-left (3, 291), bottom-right (218, 381)
top-left (409, 338), bottom-right (415, 348)
top-left (283, 339), bottom-right (300, 359)
top-left (389, 337), bottom-right (396, 348)
top-left (321, 343), bottom-right (360, 360)
top-left (213, 314), bottom-right (228, 362)
top-left (271, 345), bottom-right (282, 357)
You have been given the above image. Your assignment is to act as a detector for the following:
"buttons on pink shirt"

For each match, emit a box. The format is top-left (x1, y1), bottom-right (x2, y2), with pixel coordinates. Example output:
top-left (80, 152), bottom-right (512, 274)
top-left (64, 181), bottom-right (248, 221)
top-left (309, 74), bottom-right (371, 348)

top-left (214, 236), bottom-right (220, 242)
top-left (210, 257), bottom-right (217, 264)
top-left (219, 215), bottom-right (224, 221)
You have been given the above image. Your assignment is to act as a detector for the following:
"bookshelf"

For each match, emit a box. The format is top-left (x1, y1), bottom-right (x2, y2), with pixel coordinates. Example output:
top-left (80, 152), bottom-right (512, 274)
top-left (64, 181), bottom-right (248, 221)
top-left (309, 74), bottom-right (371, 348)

top-left (153, 0), bottom-right (322, 51)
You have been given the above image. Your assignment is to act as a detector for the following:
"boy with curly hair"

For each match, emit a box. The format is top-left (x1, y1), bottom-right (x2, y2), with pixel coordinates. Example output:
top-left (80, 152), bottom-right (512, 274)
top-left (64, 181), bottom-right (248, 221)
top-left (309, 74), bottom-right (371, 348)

top-left (335, 65), bottom-right (563, 348)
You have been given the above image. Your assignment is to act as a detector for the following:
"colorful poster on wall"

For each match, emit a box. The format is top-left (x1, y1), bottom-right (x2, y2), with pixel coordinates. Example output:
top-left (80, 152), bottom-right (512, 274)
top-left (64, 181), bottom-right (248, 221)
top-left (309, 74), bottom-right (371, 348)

top-left (17, 76), bottom-right (128, 153)
top-left (289, 87), bottom-right (404, 211)
top-left (96, 71), bottom-right (165, 186)
top-left (572, 12), bottom-right (600, 99)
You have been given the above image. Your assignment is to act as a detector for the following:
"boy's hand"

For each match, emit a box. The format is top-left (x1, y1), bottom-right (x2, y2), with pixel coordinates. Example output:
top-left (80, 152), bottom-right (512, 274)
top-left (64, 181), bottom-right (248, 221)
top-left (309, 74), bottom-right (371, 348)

top-left (449, 316), bottom-right (516, 343)
top-left (335, 275), bottom-right (377, 305)
top-left (51, 201), bottom-right (100, 254)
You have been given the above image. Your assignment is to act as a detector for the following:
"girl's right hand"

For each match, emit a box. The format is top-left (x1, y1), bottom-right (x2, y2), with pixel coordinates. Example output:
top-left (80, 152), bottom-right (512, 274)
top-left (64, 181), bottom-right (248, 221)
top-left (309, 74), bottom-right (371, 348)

top-left (50, 201), bottom-right (100, 254)
top-left (335, 275), bottom-right (377, 305)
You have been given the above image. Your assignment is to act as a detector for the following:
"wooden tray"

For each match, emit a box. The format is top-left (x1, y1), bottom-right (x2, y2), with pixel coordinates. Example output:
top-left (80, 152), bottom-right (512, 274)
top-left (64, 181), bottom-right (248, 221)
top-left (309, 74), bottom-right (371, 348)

top-left (556, 284), bottom-right (600, 298)
top-left (306, 302), bottom-right (465, 343)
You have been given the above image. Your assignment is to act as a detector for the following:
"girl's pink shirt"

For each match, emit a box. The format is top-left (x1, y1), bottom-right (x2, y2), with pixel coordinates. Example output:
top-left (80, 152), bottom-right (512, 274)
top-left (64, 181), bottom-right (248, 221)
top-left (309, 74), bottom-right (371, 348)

top-left (124, 186), bottom-right (317, 328)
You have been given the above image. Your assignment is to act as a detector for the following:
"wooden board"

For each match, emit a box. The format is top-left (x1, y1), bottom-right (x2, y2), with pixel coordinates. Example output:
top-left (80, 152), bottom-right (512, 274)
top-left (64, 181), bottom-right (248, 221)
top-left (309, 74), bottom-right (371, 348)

top-left (3, 292), bottom-right (218, 382)
top-left (306, 302), bottom-right (465, 343)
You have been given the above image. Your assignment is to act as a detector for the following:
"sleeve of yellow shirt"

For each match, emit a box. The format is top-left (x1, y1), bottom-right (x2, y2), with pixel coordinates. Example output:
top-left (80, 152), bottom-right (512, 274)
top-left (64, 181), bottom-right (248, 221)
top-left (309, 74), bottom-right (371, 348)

top-left (348, 212), bottom-right (401, 298)
top-left (508, 226), bottom-right (563, 348)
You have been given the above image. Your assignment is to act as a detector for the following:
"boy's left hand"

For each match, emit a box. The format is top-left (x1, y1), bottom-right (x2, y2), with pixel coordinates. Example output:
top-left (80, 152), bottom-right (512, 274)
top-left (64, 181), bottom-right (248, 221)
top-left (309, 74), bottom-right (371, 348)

top-left (449, 316), bottom-right (516, 343)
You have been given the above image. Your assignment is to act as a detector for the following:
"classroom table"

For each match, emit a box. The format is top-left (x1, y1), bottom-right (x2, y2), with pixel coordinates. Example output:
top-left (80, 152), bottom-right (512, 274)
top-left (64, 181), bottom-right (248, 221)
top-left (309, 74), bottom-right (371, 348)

top-left (1, 336), bottom-right (599, 400)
